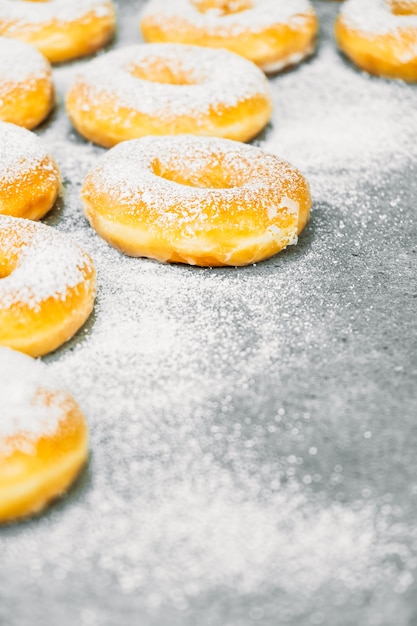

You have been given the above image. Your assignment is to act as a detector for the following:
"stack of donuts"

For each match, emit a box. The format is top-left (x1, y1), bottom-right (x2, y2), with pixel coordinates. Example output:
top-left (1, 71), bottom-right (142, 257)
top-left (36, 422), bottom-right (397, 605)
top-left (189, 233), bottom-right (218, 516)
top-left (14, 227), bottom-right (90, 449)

top-left (1, 0), bottom-right (415, 523)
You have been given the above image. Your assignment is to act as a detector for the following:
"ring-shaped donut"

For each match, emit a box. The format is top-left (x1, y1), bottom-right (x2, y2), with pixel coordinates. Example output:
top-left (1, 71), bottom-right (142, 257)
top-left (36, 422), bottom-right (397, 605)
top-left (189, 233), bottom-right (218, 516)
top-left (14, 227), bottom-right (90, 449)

top-left (0, 122), bottom-right (60, 220)
top-left (0, 348), bottom-right (88, 523)
top-left (140, 0), bottom-right (318, 73)
top-left (66, 43), bottom-right (273, 148)
top-left (0, 216), bottom-right (96, 357)
top-left (81, 136), bottom-right (311, 267)
top-left (0, 37), bottom-right (54, 129)
top-left (0, 0), bottom-right (116, 63)
top-left (335, 0), bottom-right (417, 81)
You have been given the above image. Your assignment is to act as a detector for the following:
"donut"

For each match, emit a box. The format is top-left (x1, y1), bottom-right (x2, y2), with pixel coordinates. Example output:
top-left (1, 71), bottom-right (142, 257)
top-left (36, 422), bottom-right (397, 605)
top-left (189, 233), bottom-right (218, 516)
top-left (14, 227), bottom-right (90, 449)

top-left (0, 0), bottom-right (116, 64)
top-left (0, 216), bottom-right (96, 357)
top-left (0, 122), bottom-right (60, 220)
top-left (81, 136), bottom-right (311, 267)
top-left (139, 0), bottom-right (319, 73)
top-left (0, 37), bottom-right (54, 129)
top-left (335, 0), bottom-right (417, 81)
top-left (66, 43), bottom-right (273, 148)
top-left (0, 348), bottom-right (88, 523)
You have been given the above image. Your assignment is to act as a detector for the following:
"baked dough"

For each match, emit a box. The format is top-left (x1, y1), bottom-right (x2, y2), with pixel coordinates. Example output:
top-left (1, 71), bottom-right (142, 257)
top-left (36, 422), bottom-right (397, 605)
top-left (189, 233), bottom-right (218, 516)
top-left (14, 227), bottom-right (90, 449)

top-left (140, 0), bottom-right (319, 73)
top-left (0, 121), bottom-right (60, 220)
top-left (0, 37), bottom-right (54, 129)
top-left (0, 216), bottom-right (96, 357)
top-left (335, 0), bottom-right (417, 80)
top-left (66, 43), bottom-right (273, 147)
top-left (81, 135), bottom-right (311, 267)
top-left (0, 347), bottom-right (88, 523)
top-left (0, 0), bottom-right (116, 63)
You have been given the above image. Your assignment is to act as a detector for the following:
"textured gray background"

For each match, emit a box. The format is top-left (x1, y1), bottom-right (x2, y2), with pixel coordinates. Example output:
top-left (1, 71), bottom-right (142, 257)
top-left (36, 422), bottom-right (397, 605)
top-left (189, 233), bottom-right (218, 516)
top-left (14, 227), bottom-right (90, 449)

top-left (1, 1), bottom-right (417, 625)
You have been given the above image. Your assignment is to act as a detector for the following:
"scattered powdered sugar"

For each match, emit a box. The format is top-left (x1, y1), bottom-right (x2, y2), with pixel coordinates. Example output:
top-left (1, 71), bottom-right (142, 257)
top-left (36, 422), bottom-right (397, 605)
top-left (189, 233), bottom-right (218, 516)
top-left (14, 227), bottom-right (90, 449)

top-left (0, 0), bottom-right (114, 24)
top-left (0, 36), bottom-right (50, 84)
top-left (0, 216), bottom-right (94, 310)
top-left (340, 0), bottom-right (417, 36)
top-left (141, 0), bottom-right (316, 36)
top-left (0, 121), bottom-right (55, 183)
top-left (0, 347), bottom-right (66, 454)
top-left (69, 43), bottom-right (270, 121)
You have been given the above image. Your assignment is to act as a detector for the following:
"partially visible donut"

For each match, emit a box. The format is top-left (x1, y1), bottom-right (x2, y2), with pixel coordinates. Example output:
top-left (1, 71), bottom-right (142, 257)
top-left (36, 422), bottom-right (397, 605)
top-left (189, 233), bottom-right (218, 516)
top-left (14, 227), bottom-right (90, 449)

top-left (0, 37), bottom-right (54, 129)
top-left (66, 43), bottom-right (273, 147)
top-left (140, 0), bottom-right (318, 73)
top-left (335, 0), bottom-right (417, 81)
top-left (0, 347), bottom-right (88, 523)
top-left (0, 0), bottom-right (116, 63)
top-left (0, 122), bottom-right (60, 220)
top-left (0, 216), bottom-right (96, 357)
top-left (81, 135), bottom-right (311, 267)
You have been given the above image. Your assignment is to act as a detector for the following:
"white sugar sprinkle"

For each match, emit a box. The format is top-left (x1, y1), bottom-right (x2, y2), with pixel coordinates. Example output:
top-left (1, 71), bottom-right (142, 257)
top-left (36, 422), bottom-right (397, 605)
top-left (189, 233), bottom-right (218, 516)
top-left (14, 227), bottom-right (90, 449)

top-left (0, 216), bottom-right (94, 310)
top-left (68, 43), bottom-right (270, 121)
top-left (0, 121), bottom-right (55, 183)
top-left (0, 0), bottom-right (114, 24)
top-left (0, 348), bottom-right (66, 454)
top-left (0, 36), bottom-right (50, 84)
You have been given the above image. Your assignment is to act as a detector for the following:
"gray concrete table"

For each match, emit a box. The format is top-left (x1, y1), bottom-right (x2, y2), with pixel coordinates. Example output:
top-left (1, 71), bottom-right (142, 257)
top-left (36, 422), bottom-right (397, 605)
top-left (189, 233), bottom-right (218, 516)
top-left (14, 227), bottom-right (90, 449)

top-left (1, 2), bottom-right (417, 625)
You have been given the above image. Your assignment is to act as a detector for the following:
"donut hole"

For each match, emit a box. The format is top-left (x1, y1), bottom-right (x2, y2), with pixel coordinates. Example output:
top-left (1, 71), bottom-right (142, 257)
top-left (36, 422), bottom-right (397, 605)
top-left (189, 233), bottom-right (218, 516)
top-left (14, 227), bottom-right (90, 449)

top-left (192, 0), bottom-right (252, 16)
top-left (129, 61), bottom-right (203, 86)
top-left (151, 158), bottom-right (243, 189)
top-left (387, 0), bottom-right (417, 14)
top-left (0, 256), bottom-right (17, 280)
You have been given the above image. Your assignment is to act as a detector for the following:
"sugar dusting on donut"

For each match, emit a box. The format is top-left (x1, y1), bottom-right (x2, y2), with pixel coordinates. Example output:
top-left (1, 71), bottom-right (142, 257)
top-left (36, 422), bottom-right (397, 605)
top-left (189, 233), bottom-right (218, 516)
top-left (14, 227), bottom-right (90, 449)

top-left (0, 37), bottom-right (50, 83)
top-left (0, 217), bottom-right (95, 310)
top-left (0, 348), bottom-right (66, 454)
top-left (85, 135), bottom-right (301, 231)
top-left (0, 122), bottom-right (57, 183)
top-left (340, 0), bottom-right (417, 35)
top-left (71, 44), bottom-right (271, 123)
top-left (0, 0), bottom-right (113, 24)
top-left (141, 0), bottom-right (316, 36)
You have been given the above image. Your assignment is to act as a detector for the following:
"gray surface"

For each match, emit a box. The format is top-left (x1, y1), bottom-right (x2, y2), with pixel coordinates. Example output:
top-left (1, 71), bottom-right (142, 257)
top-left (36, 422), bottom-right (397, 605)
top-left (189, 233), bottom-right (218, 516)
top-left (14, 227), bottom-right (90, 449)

top-left (1, 1), bottom-right (417, 625)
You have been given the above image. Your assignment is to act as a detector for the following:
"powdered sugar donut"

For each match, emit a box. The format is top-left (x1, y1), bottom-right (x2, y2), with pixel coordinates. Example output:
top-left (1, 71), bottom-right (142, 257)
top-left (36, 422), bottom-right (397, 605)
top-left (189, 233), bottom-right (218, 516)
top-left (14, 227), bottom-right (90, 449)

top-left (0, 0), bottom-right (116, 64)
top-left (0, 348), bottom-right (88, 523)
top-left (0, 216), bottom-right (96, 357)
top-left (66, 43), bottom-right (273, 148)
top-left (140, 0), bottom-right (318, 73)
top-left (0, 122), bottom-right (60, 220)
top-left (81, 136), bottom-right (311, 267)
top-left (0, 37), bottom-right (54, 129)
top-left (335, 0), bottom-right (417, 80)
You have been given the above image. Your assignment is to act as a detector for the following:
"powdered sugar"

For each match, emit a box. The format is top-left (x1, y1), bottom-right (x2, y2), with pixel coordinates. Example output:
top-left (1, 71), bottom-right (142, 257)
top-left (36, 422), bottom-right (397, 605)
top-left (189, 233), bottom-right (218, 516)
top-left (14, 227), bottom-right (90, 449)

top-left (0, 348), bottom-right (66, 454)
top-left (0, 121), bottom-right (55, 183)
top-left (0, 0), bottom-right (114, 25)
top-left (141, 0), bottom-right (316, 37)
top-left (68, 43), bottom-right (270, 121)
top-left (0, 36), bottom-right (50, 84)
top-left (0, 216), bottom-right (94, 310)
top-left (340, 0), bottom-right (417, 36)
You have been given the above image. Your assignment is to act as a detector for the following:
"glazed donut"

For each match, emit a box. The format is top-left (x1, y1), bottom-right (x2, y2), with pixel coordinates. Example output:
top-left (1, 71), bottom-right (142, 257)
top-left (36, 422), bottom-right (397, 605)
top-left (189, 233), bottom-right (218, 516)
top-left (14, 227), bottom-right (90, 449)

top-left (140, 0), bottom-right (318, 73)
top-left (0, 37), bottom-right (54, 129)
top-left (0, 348), bottom-right (88, 523)
top-left (335, 0), bottom-right (417, 81)
top-left (81, 136), bottom-right (311, 267)
top-left (0, 216), bottom-right (96, 357)
top-left (0, 122), bottom-right (60, 220)
top-left (0, 0), bottom-right (116, 64)
top-left (66, 44), bottom-right (272, 148)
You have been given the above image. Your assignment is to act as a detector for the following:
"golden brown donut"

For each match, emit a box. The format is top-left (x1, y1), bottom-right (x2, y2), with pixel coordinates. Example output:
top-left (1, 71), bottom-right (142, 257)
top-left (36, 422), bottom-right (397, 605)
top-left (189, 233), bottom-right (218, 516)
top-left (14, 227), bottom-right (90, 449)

top-left (0, 37), bottom-right (54, 129)
top-left (140, 0), bottom-right (319, 73)
top-left (81, 136), bottom-right (311, 267)
top-left (0, 347), bottom-right (88, 523)
top-left (66, 43), bottom-right (273, 148)
top-left (0, 0), bottom-right (116, 64)
top-left (0, 122), bottom-right (60, 220)
top-left (335, 0), bottom-right (417, 81)
top-left (0, 216), bottom-right (96, 357)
